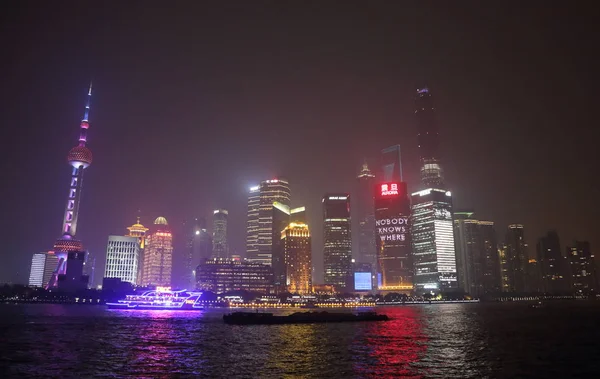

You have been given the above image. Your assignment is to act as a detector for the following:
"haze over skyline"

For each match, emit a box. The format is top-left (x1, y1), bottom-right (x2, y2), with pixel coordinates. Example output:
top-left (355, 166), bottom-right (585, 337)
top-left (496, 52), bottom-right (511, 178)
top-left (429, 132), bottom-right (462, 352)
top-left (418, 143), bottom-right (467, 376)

top-left (1, 2), bottom-right (597, 284)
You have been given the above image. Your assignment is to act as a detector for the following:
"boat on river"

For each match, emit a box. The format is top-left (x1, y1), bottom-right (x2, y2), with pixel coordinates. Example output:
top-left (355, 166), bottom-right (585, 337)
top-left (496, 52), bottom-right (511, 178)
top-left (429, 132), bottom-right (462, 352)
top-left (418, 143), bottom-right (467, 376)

top-left (223, 311), bottom-right (389, 325)
top-left (106, 287), bottom-right (204, 311)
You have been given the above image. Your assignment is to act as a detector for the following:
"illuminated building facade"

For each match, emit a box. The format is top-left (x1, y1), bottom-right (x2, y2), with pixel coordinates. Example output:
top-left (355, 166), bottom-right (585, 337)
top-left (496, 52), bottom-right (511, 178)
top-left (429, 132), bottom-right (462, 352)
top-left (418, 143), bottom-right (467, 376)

top-left (323, 194), bottom-right (352, 291)
top-left (504, 224), bottom-right (528, 293)
top-left (104, 236), bottom-right (140, 285)
top-left (411, 188), bottom-right (458, 295)
top-left (415, 87), bottom-right (443, 188)
top-left (281, 222), bottom-right (312, 294)
top-left (45, 84), bottom-right (94, 290)
top-left (568, 241), bottom-right (598, 295)
top-left (374, 182), bottom-right (412, 292)
top-left (141, 217), bottom-right (173, 286)
top-left (195, 259), bottom-right (273, 294)
top-left (537, 230), bottom-right (569, 294)
top-left (28, 252), bottom-right (58, 288)
top-left (212, 209), bottom-right (229, 258)
top-left (271, 203), bottom-right (306, 292)
top-left (248, 179), bottom-right (291, 265)
top-left (356, 162), bottom-right (376, 269)
top-left (245, 186), bottom-right (260, 259)
top-left (125, 217), bottom-right (149, 285)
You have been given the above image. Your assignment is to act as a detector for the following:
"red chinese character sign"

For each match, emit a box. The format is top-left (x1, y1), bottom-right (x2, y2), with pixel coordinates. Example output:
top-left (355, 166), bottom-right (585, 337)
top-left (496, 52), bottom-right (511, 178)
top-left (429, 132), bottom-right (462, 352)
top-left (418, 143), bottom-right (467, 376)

top-left (376, 182), bottom-right (406, 198)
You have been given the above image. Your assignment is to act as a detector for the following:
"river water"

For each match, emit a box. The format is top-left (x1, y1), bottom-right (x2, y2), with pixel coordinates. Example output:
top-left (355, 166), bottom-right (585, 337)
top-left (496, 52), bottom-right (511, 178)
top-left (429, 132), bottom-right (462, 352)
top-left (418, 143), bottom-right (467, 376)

top-left (1, 302), bottom-right (598, 378)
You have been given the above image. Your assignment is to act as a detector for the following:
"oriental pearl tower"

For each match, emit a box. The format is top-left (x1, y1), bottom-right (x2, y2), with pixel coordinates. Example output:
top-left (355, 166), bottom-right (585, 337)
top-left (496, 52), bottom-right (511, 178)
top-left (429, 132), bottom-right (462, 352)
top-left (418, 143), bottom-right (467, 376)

top-left (47, 83), bottom-right (94, 289)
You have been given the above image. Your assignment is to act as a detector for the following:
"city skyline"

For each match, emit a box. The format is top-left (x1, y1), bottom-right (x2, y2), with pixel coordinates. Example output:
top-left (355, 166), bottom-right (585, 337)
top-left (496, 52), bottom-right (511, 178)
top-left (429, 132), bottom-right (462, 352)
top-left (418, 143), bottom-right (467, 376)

top-left (1, 2), bottom-right (597, 285)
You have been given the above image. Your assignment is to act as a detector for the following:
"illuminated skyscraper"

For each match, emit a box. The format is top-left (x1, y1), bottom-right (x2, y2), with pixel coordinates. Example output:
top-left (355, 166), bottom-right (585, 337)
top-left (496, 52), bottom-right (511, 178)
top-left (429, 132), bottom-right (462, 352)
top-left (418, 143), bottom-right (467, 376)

top-left (411, 189), bottom-right (458, 295)
top-left (125, 217), bottom-right (149, 285)
top-left (281, 222), bottom-right (312, 294)
top-left (248, 179), bottom-right (291, 265)
top-left (141, 217), bottom-right (173, 286)
top-left (271, 203), bottom-right (306, 292)
top-left (212, 209), bottom-right (229, 258)
top-left (537, 230), bottom-right (569, 294)
top-left (46, 83), bottom-right (94, 290)
top-left (323, 194), bottom-right (352, 291)
top-left (504, 224), bottom-right (528, 293)
top-left (356, 162), bottom-right (376, 267)
top-left (245, 186), bottom-right (260, 259)
top-left (374, 182), bottom-right (412, 292)
top-left (479, 221), bottom-right (501, 294)
top-left (568, 241), bottom-right (598, 295)
top-left (415, 87), bottom-right (443, 188)
top-left (104, 236), bottom-right (140, 285)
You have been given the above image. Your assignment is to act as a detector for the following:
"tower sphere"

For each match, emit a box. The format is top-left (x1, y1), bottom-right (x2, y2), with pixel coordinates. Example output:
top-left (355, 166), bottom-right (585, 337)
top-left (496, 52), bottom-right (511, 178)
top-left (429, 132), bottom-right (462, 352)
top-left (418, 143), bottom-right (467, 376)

top-left (67, 146), bottom-right (93, 168)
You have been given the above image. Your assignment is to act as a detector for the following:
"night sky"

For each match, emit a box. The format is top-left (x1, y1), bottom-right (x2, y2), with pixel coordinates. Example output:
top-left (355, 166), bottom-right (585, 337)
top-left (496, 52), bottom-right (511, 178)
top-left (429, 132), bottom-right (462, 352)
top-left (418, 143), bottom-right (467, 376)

top-left (1, 1), bottom-right (597, 285)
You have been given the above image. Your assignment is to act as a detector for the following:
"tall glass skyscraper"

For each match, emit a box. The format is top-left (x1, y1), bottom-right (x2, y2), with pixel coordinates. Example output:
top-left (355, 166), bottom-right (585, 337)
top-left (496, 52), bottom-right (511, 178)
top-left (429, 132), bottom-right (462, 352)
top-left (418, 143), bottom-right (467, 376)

top-left (104, 236), bottom-right (140, 285)
top-left (411, 188), bottom-right (458, 295)
top-left (537, 230), bottom-right (569, 294)
top-left (185, 217), bottom-right (212, 288)
top-left (247, 179), bottom-right (291, 265)
top-left (212, 209), bottom-right (229, 258)
top-left (323, 194), bottom-right (352, 291)
top-left (356, 163), bottom-right (376, 267)
top-left (415, 87), bottom-right (443, 188)
top-left (246, 186), bottom-right (260, 259)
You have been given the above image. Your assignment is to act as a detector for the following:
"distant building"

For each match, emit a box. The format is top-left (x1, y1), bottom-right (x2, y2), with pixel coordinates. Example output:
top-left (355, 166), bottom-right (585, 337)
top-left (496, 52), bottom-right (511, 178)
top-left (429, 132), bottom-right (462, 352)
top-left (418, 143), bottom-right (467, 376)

top-left (195, 259), bottom-right (273, 294)
top-left (381, 145), bottom-right (403, 182)
top-left (411, 188), bottom-right (458, 295)
top-left (568, 241), bottom-right (597, 295)
top-left (212, 209), bottom-right (229, 258)
top-left (141, 217), bottom-right (173, 286)
top-left (498, 245), bottom-right (510, 292)
top-left (453, 212), bottom-right (501, 296)
top-left (355, 162), bottom-right (377, 270)
top-left (323, 194), bottom-right (352, 291)
top-left (281, 221), bottom-right (312, 294)
top-left (184, 217), bottom-right (212, 288)
top-left (374, 182), bottom-right (413, 293)
top-left (28, 252), bottom-right (58, 288)
top-left (104, 236), bottom-right (140, 285)
top-left (537, 231), bottom-right (569, 294)
top-left (247, 179), bottom-right (291, 265)
top-left (504, 224), bottom-right (528, 293)
top-left (125, 217), bottom-right (149, 285)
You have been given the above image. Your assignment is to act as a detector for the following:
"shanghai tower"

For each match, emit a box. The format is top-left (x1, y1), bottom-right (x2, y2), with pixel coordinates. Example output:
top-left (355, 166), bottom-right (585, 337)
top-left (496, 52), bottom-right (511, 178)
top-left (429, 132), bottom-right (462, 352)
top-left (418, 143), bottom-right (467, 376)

top-left (415, 87), bottom-right (443, 188)
top-left (47, 83), bottom-right (94, 289)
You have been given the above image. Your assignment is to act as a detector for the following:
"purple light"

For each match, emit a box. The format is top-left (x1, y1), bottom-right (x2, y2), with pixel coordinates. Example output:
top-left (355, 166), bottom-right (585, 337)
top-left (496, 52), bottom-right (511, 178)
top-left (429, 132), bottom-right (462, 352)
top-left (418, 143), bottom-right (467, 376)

top-left (107, 289), bottom-right (205, 311)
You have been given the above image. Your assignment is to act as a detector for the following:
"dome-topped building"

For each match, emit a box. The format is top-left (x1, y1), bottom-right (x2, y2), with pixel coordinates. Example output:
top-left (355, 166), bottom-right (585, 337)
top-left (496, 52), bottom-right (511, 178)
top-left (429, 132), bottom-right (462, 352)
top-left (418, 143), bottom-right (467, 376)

top-left (154, 216), bottom-right (168, 226)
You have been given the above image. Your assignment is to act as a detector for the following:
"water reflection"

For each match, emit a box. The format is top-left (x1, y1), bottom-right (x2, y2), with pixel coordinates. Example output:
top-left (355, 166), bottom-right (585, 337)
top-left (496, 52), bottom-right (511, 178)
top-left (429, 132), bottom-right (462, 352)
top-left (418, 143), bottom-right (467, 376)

top-left (353, 306), bottom-right (428, 377)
